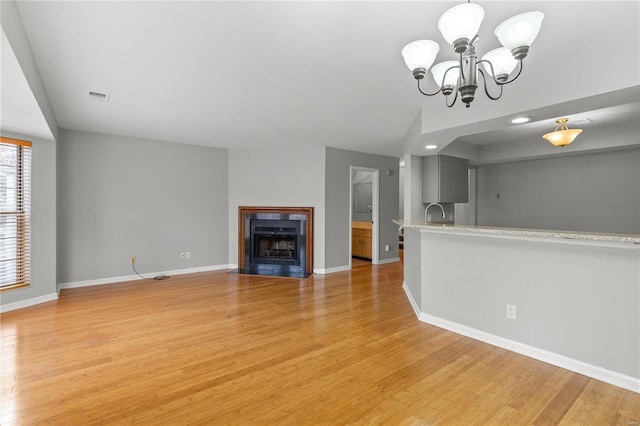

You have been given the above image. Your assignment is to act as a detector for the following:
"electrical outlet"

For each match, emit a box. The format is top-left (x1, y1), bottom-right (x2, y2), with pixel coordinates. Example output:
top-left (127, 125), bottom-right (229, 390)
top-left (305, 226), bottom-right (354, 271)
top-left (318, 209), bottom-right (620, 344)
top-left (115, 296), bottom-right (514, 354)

top-left (385, 244), bottom-right (390, 252)
top-left (185, 251), bottom-right (191, 260)
top-left (506, 304), bottom-right (517, 320)
top-left (180, 252), bottom-right (185, 260)
top-left (130, 256), bottom-right (136, 264)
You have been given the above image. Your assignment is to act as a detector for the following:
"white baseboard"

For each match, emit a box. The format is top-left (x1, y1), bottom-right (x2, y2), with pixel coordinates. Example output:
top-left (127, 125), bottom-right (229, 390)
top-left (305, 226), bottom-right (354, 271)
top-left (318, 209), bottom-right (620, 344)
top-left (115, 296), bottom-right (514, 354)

top-left (58, 264), bottom-right (233, 290)
top-left (418, 311), bottom-right (639, 394)
top-left (377, 257), bottom-right (400, 265)
top-left (402, 282), bottom-right (421, 319)
top-left (316, 258), bottom-right (400, 274)
top-left (402, 282), bottom-right (638, 393)
top-left (314, 265), bottom-right (351, 274)
top-left (1, 292), bottom-right (58, 313)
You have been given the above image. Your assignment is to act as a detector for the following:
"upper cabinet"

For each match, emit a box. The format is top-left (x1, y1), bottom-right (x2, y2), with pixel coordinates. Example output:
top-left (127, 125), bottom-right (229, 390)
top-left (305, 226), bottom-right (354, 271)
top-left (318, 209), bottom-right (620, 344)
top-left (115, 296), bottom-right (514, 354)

top-left (422, 155), bottom-right (469, 203)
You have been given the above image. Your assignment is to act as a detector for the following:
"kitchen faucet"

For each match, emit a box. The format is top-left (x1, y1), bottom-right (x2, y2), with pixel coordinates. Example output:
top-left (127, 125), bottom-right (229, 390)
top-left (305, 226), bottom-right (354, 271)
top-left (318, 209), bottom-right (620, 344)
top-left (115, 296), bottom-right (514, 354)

top-left (424, 203), bottom-right (445, 223)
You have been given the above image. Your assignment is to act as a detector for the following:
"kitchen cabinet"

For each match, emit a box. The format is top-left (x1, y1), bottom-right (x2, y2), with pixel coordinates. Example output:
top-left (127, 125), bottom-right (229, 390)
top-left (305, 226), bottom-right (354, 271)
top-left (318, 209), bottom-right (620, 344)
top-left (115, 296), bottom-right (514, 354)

top-left (352, 221), bottom-right (372, 259)
top-left (422, 155), bottom-right (469, 203)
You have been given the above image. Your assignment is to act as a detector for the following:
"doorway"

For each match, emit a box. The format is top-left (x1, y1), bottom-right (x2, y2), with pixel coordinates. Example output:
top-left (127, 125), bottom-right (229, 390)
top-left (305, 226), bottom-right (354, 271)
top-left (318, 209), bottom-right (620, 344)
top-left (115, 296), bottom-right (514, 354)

top-left (349, 167), bottom-right (379, 267)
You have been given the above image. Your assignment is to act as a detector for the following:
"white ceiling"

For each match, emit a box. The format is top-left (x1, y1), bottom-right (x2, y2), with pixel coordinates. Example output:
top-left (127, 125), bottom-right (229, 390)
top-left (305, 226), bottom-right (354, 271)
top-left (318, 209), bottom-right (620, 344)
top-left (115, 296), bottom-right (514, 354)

top-left (0, 29), bottom-right (53, 140)
top-left (5, 1), bottom-right (640, 158)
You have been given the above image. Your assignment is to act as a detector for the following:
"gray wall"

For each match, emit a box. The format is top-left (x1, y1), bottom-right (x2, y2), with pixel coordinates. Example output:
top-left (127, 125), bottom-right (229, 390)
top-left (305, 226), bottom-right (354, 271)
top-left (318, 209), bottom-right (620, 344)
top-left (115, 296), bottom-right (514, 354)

top-left (325, 147), bottom-right (399, 269)
top-left (415, 231), bottom-right (639, 379)
top-left (0, 132), bottom-right (57, 306)
top-left (228, 145), bottom-right (326, 269)
top-left (57, 129), bottom-right (229, 284)
top-left (403, 154), bottom-right (424, 221)
top-left (403, 227), bottom-right (421, 304)
top-left (477, 148), bottom-right (640, 234)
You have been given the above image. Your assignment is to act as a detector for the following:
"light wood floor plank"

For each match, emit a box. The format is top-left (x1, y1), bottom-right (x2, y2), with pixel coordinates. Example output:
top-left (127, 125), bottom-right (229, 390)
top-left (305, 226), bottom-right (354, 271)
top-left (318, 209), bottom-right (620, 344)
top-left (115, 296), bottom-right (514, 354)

top-left (1, 262), bottom-right (638, 425)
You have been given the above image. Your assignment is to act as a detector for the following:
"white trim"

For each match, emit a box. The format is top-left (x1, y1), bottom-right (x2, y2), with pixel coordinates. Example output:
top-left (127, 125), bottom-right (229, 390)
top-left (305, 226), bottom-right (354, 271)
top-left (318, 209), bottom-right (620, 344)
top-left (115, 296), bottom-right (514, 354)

top-left (314, 265), bottom-right (351, 274)
top-left (349, 166), bottom-right (380, 266)
top-left (418, 312), bottom-right (640, 394)
top-left (1, 292), bottom-right (58, 313)
top-left (378, 257), bottom-right (400, 265)
top-left (371, 170), bottom-right (380, 265)
top-left (58, 264), bottom-right (233, 290)
top-left (402, 282), bottom-right (421, 319)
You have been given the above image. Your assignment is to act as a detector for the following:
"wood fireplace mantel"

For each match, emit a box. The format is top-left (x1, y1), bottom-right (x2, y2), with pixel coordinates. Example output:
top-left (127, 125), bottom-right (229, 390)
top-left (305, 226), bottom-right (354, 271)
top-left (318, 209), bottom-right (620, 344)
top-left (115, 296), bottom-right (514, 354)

top-left (238, 206), bottom-right (314, 277)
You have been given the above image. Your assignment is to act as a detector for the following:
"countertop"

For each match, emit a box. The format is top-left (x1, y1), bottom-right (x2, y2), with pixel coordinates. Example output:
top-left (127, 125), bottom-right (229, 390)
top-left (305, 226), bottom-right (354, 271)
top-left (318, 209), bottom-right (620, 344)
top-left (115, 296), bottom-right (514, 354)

top-left (393, 219), bottom-right (640, 245)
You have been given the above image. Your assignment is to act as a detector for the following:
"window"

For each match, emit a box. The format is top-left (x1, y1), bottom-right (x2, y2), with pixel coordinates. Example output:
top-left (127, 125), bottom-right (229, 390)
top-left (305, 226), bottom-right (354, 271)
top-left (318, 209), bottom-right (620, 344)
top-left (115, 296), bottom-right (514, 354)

top-left (0, 137), bottom-right (31, 291)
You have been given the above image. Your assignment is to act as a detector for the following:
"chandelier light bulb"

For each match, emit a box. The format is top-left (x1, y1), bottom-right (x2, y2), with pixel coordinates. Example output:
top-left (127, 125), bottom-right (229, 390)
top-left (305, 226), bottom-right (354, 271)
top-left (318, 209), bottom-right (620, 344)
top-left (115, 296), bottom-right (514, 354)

top-left (437, 3), bottom-right (485, 46)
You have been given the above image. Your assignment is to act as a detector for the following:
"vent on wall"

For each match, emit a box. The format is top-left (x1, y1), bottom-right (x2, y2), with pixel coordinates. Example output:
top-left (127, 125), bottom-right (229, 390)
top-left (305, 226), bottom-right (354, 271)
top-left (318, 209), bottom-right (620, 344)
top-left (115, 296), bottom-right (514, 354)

top-left (88, 91), bottom-right (110, 102)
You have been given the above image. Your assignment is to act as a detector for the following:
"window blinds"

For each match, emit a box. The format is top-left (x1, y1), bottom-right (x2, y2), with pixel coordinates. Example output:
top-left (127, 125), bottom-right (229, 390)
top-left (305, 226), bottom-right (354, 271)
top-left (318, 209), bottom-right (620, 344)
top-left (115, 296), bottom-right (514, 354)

top-left (0, 137), bottom-right (32, 289)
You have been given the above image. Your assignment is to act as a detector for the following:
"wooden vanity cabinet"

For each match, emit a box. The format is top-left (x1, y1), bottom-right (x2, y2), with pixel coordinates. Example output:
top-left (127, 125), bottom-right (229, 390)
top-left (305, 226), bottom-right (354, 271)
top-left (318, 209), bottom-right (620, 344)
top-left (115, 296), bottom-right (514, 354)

top-left (352, 221), bottom-right (372, 259)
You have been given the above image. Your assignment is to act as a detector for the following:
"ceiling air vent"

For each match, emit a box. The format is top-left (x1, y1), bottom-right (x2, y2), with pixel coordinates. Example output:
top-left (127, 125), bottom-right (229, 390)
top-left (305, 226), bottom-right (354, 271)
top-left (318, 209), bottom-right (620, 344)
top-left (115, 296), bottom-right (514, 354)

top-left (571, 117), bottom-right (594, 126)
top-left (88, 91), bottom-right (110, 102)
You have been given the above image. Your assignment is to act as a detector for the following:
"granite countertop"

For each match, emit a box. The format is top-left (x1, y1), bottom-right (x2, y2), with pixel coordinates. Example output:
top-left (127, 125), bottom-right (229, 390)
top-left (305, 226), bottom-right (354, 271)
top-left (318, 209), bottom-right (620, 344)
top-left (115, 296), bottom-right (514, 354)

top-left (393, 219), bottom-right (640, 245)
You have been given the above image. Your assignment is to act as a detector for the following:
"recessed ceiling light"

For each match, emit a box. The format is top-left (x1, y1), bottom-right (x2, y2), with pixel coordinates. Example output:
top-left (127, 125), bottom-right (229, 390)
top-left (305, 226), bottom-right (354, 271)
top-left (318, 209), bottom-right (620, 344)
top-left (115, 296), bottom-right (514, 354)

top-left (511, 116), bottom-right (532, 124)
top-left (424, 144), bottom-right (438, 150)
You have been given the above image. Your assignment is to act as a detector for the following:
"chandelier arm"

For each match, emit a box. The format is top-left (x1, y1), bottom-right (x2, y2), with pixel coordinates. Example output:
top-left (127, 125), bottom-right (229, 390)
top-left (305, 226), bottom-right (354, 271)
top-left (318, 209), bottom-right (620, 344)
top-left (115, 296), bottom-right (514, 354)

top-left (440, 65), bottom-right (461, 88)
top-left (478, 68), bottom-right (504, 101)
top-left (475, 59), bottom-right (523, 86)
top-left (417, 79), bottom-right (442, 97)
top-left (476, 60), bottom-right (500, 85)
top-left (445, 87), bottom-right (459, 108)
top-left (500, 59), bottom-right (524, 85)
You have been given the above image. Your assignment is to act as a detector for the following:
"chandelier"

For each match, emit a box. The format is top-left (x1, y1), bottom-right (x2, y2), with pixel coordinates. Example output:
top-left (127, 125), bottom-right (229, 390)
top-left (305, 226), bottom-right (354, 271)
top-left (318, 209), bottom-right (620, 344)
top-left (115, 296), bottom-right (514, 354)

top-left (542, 118), bottom-right (582, 147)
top-left (401, 2), bottom-right (544, 108)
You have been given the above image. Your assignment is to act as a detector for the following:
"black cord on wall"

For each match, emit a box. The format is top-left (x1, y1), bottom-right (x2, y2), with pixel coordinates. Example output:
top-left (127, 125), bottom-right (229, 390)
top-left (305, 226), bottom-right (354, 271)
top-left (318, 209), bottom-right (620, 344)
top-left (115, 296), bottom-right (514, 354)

top-left (131, 261), bottom-right (169, 281)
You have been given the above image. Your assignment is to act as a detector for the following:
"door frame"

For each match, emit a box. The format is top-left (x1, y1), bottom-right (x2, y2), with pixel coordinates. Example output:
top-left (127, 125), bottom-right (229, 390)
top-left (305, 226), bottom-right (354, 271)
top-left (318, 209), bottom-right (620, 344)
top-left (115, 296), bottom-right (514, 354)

top-left (349, 166), bottom-right (379, 266)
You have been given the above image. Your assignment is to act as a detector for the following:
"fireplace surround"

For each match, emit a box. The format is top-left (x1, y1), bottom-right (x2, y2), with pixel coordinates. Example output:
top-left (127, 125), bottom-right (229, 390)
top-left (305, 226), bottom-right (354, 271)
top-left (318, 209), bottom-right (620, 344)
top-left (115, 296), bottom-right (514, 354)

top-left (238, 206), bottom-right (313, 278)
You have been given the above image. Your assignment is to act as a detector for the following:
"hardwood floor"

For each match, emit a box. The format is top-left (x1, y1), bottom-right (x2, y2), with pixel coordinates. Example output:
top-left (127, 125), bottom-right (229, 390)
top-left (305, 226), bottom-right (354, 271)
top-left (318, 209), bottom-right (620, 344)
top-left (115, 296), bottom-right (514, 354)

top-left (1, 262), bottom-right (638, 425)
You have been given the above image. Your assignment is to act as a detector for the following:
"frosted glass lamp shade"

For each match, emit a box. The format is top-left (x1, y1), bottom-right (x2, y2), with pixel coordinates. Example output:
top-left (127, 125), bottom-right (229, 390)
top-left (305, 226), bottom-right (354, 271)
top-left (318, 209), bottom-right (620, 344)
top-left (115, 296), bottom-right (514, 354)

top-left (542, 118), bottom-right (582, 147)
top-left (481, 48), bottom-right (518, 77)
top-left (438, 3), bottom-right (484, 45)
top-left (431, 61), bottom-right (460, 88)
top-left (495, 11), bottom-right (544, 50)
top-left (543, 129), bottom-right (582, 147)
top-left (401, 40), bottom-right (440, 71)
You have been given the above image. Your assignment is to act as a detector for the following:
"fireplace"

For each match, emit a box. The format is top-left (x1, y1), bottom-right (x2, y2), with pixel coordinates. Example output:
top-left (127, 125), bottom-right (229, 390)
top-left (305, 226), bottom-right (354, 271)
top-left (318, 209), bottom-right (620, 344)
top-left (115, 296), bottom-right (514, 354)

top-left (238, 207), bottom-right (313, 278)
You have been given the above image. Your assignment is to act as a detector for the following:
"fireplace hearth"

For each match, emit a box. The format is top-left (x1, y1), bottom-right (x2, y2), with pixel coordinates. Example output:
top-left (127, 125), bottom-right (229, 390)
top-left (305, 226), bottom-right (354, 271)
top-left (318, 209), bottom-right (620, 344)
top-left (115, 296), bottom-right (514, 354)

top-left (238, 207), bottom-right (313, 278)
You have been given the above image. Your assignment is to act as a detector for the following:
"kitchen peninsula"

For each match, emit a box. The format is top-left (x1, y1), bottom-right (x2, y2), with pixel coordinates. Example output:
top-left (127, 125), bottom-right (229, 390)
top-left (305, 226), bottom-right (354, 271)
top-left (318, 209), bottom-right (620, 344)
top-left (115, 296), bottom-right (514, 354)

top-left (394, 219), bottom-right (640, 393)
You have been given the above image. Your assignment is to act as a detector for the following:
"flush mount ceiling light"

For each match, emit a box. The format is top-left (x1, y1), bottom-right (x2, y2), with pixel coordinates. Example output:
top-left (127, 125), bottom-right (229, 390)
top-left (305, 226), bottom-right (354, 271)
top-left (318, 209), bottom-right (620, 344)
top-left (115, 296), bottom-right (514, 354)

top-left (401, 2), bottom-right (544, 108)
top-left (424, 144), bottom-right (438, 150)
top-left (542, 118), bottom-right (582, 147)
